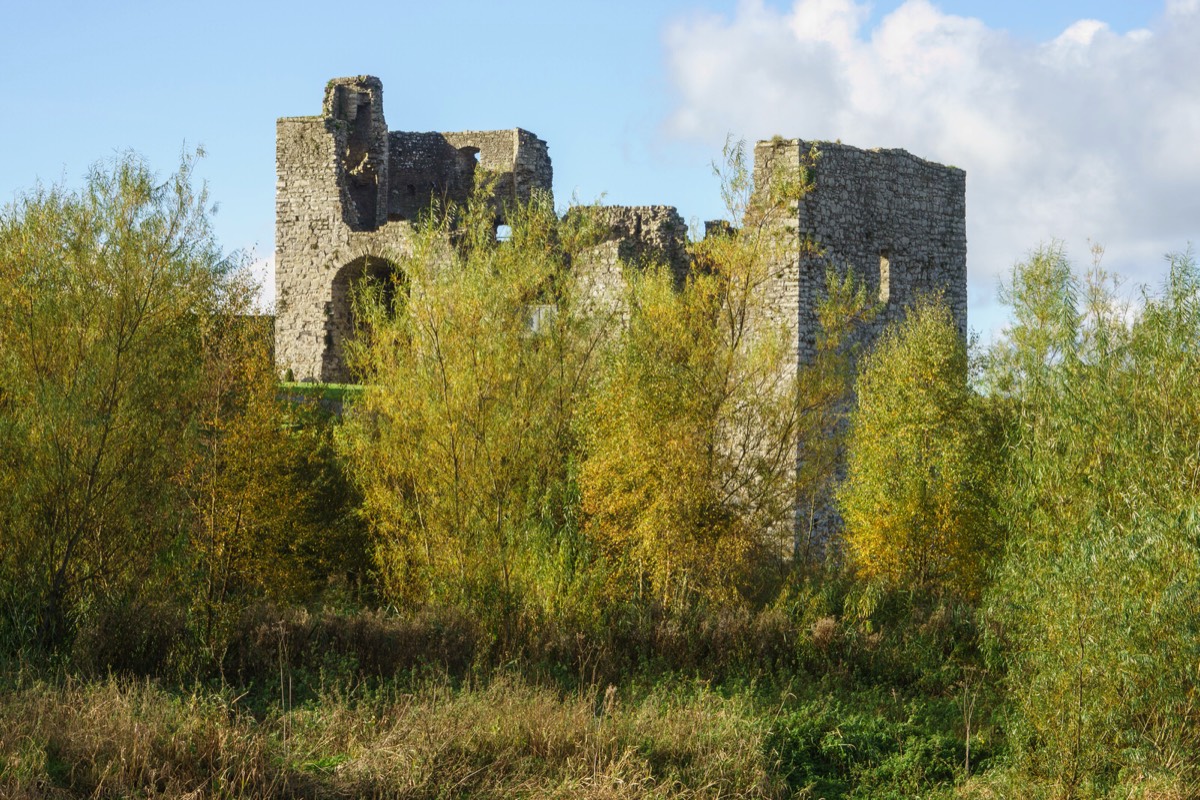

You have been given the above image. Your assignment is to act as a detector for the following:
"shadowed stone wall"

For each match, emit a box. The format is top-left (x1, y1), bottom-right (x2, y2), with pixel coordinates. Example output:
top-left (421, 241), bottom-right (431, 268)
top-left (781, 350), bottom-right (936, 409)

top-left (385, 129), bottom-right (553, 224)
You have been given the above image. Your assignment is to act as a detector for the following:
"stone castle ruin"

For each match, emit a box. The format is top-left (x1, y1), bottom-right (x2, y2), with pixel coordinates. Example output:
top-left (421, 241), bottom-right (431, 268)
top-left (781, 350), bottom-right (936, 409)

top-left (277, 76), bottom-right (551, 381)
top-left (752, 138), bottom-right (967, 374)
top-left (275, 75), bottom-right (966, 387)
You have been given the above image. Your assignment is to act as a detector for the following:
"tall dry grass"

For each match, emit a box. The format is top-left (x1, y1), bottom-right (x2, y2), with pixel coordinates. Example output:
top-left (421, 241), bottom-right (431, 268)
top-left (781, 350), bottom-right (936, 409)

top-left (0, 669), bottom-right (783, 799)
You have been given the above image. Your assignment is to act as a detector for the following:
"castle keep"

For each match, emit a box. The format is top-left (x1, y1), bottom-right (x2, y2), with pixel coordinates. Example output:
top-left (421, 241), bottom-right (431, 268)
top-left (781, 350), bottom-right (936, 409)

top-left (275, 76), bottom-right (554, 382)
top-left (753, 139), bottom-right (967, 377)
top-left (275, 76), bottom-right (967, 385)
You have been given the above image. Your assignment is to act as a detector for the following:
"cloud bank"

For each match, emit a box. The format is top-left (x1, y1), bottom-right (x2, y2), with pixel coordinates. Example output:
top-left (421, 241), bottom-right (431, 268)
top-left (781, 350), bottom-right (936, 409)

top-left (663, 0), bottom-right (1200, 334)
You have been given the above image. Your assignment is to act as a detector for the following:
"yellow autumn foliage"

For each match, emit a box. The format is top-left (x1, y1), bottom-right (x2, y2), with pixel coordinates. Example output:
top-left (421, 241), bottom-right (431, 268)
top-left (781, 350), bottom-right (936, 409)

top-left (578, 138), bottom-right (863, 607)
top-left (838, 295), bottom-right (997, 599)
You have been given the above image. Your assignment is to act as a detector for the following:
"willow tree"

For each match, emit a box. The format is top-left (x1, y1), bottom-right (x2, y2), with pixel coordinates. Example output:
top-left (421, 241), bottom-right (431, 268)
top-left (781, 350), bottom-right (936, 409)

top-left (579, 140), bottom-right (870, 607)
top-left (336, 189), bottom-right (607, 631)
top-left (838, 294), bottom-right (998, 599)
top-left (0, 152), bottom-right (244, 648)
top-left (984, 246), bottom-right (1200, 791)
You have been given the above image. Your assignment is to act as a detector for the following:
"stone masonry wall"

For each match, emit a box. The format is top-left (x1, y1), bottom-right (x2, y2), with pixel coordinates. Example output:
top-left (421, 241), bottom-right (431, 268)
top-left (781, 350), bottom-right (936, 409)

top-left (386, 132), bottom-right (475, 223)
top-left (275, 76), bottom-right (553, 382)
top-left (277, 76), bottom-right (968, 558)
top-left (323, 77), bottom-right (390, 231)
top-left (442, 129), bottom-right (552, 221)
top-left (754, 139), bottom-right (967, 371)
top-left (752, 139), bottom-right (967, 557)
top-left (386, 129), bottom-right (552, 224)
top-left (572, 205), bottom-right (690, 319)
top-left (275, 79), bottom-right (412, 383)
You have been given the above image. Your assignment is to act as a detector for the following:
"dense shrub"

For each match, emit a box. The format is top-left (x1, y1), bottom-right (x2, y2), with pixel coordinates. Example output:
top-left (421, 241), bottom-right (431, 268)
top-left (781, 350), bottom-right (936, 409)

top-left (767, 694), bottom-right (970, 799)
top-left (840, 295), bottom-right (999, 599)
top-left (984, 246), bottom-right (1200, 794)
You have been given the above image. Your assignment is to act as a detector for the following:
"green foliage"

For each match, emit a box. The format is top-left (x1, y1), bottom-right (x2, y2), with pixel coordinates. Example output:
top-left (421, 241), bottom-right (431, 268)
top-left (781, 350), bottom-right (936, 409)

top-left (176, 331), bottom-right (369, 671)
top-left (0, 153), bottom-right (364, 667)
top-left (336, 186), bottom-right (606, 635)
top-left (16, 144), bottom-right (1200, 796)
top-left (279, 381), bottom-right (364, 405)
top-left (580, 139), bottom-right (867, 607)
top-left (579, 258), bottom-right (797, 607)
top-left (984, 245), bottom-right (1200, 794)
top-left (767, 693), bottom-right (967, 799)
top-left (839, 295), bottom-right (999, 598)
top-left (796, 269), bottom-right (877, 562)
top-left (0, 152), bottom-right (238, 649)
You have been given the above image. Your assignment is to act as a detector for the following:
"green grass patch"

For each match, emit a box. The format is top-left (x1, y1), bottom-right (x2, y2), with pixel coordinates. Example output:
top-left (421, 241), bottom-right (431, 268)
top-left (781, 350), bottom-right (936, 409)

top-left (279, 382), bottom-right (364, 404)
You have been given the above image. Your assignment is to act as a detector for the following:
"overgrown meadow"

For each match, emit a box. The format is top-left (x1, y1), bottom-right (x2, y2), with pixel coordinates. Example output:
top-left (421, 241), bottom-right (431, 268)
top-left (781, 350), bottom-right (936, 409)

top-left (1, 148), bottom-right (1196, 798)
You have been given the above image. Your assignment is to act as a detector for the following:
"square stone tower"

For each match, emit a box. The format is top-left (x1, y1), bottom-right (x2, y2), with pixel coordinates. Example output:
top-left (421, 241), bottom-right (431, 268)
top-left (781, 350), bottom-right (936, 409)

top-left (275, 76), bottom-right (553, 382)
top-left (751, 139), bottom-right (967, 556)
top-left (753, 139), bottom-right (967, 374)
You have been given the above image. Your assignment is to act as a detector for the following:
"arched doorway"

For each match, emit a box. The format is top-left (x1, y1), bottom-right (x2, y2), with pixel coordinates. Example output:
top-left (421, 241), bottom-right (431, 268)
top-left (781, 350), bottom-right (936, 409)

top-left (321, 255), bottom-right (404, 382)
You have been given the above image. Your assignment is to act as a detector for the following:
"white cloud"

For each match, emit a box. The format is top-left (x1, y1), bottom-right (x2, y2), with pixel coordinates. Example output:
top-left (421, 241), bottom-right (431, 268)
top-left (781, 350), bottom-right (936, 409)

top-left (249, 252), bottom-right (276, 311)
top-left (663, 0), bottom-right (1200, 335)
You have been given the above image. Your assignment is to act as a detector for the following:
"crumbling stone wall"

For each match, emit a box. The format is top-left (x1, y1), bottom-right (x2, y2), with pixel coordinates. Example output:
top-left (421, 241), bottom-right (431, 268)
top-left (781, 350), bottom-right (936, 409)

top-left (385, 132), bottom-right (476, 223)
top-left (442, 130), bottom-right (554, 221)
top-left (275, 76), bottom-right (553, 382)
top-left (753, 139), bottom-right (967, 373)
top-left (275, 76), bottom-right (968, 559)
top-left (751, 139), bottom-right (967, 556)
top-left (573, 205), bottom-right (690, 317)
top-left (385, 129), bottom-right (553, 224)
top-left (324, 76), bottom-right (390, 231)
top-left (275, 80), bottom-right (411, 383)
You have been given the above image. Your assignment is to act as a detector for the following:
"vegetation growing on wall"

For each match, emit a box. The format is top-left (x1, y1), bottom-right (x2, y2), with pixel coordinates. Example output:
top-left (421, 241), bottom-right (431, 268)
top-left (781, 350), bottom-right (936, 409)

top-left (335, 186), bottom-right (608, 638)
top-left (580, 139), bottom-right (869, 606)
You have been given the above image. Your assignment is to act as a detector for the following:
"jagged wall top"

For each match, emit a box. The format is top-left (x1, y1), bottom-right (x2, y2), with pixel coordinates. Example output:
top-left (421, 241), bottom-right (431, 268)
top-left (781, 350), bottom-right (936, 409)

top-left (274, 75), bottom-right (557, 383)
top-left (275, 76), bottom-right (966, 392)
top-left (752, 137), bottom-right (968, 365)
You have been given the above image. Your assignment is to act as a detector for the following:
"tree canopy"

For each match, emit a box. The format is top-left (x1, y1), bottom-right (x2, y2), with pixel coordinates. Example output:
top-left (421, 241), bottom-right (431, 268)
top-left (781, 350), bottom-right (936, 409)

top-left (839, 294), bottom-right (998, 598)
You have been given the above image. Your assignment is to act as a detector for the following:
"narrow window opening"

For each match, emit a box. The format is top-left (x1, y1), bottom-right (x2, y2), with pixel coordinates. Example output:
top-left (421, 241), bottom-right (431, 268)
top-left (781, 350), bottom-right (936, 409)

top-left (879, 250), bottom-right (891, 304)
top-left (496, 224), bottom-right (513, 242)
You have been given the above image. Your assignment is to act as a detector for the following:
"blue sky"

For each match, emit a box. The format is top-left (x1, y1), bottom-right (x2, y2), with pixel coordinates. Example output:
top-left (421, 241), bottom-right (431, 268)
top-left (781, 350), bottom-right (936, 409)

top-left (2, 1), bottom-right (1194, 337)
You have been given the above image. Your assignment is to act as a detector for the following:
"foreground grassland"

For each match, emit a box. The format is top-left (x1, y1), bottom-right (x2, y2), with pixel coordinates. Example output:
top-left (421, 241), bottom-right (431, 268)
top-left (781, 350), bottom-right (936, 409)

top-left (3, 672), bottom-right (779, 799)
top-left (0, 593), bottom-right (998, 799)
top-left (0, 646), bottom-right (1185, 799)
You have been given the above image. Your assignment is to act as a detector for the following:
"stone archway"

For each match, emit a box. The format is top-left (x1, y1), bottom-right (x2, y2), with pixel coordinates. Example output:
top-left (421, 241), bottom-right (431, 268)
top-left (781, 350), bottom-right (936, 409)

top-left (321, 255), bottom-right (404, 382)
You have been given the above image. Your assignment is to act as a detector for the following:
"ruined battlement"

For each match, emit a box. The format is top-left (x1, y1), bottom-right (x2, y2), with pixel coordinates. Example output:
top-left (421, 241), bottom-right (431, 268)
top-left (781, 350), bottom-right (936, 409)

top-left (568, 205), bottom-right (691, 320)
top-left (387, 129), bottom-right (552, 224)
top-left (275, 76), bottom-right (556, 381)
top-left (275, 76), bottom-right (966, 388)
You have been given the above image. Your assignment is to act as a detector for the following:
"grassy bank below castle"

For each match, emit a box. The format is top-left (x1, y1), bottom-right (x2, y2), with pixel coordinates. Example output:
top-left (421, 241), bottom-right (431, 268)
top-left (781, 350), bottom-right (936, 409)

top-left (0, 590), bottom-right (1000, 800)
top-left (3, 595), bottom-right (1185, 800)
